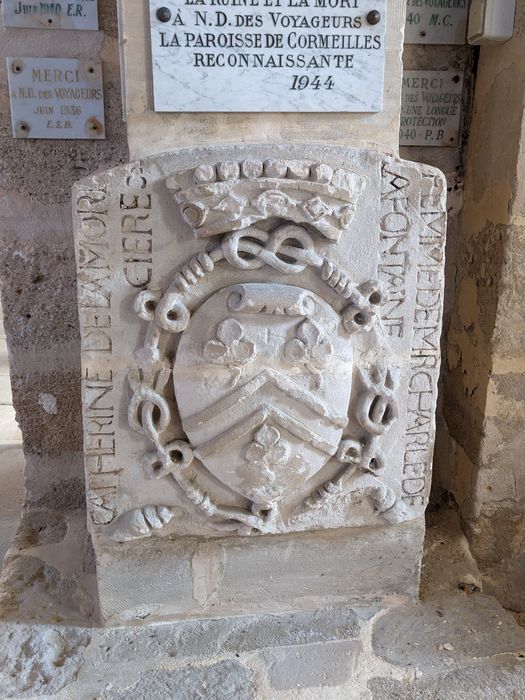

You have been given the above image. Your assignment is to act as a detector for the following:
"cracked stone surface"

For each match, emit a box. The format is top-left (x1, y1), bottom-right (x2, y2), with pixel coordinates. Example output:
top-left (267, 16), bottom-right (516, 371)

top-left (368, 658), bottom-right (525, 700)
top-left (372, 594), bottom-right (525, 671)
top-left (0, 624), bottom-right (91, 698)
top-left (100, 661), bottom-right (255, 700)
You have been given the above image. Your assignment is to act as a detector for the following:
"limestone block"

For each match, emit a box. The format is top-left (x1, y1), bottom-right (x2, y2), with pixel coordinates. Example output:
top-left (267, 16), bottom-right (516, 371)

top-left (96, 520), bottom-right (424, 621)
top-left (0, 0), bottom-right (128, 527)
top-left (0, 623), bottom-right (90, 698)
top-left (100, 661), bottom-right (254, 700)
top-left (261, 639), bottom-right (361, 690)
top-left (73, 143), bottom-right (447, 620)
top-left (96, 606), bottom-right (361, 663)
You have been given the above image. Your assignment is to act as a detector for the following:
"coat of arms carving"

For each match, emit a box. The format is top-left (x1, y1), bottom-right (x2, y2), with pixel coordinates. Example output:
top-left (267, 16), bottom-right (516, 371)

top-left (109, 157), bottom-right (418, 541)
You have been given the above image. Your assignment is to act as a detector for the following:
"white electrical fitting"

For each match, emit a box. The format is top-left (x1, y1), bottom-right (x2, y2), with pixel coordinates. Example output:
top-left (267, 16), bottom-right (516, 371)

top-left (468, 0), bottom-right (516, 44)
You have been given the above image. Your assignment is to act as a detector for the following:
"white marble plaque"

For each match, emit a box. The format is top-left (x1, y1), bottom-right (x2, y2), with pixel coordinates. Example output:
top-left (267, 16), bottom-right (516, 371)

top-left (2, 0), bottom-right (98, 30)
top-left (404, 1), bottom-right (468, 44)
top-left (149, 0), bottom-right (387, 112)
top-left (7, 57), bottom-right (105, 140)
top-left (400, 70), bottom-right (463, 146)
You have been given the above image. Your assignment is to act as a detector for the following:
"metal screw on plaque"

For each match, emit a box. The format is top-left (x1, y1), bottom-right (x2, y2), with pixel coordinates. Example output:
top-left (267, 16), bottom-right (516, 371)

top-left (156, 7), bottom-right (172, 22)
top-left (11, 61), bottom-right (23, 74)
top-left (86, 117), bottom-right (104, 137)
top-left (367, 10), bottom-right (381, 25)
top-left (16, 122), bottom-right (30, 137)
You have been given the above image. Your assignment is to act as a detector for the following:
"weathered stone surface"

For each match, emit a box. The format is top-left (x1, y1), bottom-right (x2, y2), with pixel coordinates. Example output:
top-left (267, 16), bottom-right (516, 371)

top-left (0, 623), bottom-right (91, 698)
top-left (420, 506), bottom-right (482, 600)
top-left (73, 142), bottom-right (445, 619)
top-left (97, 519), bottom-right (424, 622)
top-left (2, 509), bottom-right (95, 615)
top-left (14, 510), bottom-right (68, 549)
top-left (464, 509), bottom-right (525, 613)
top-left (261, 639), bottom-right (361, 690)
top-left (75, 144), bottom-right (445, 541)
top-left (0, 521), bottom-right (523, 700)
top-left (372, 593), bottom-right (525, 671)
top-left (0, 0), bottom-right (128, 563)
top-left (368, 658), bottom-right (525, 700)
top-left (439, 0), bottom-right (525, 612)
top-left (0, 449), bottom-right (24, 566)
top-left (100, 660), bottom-right (254, 700)
top-left (97, 606), bottom-right (360, 664)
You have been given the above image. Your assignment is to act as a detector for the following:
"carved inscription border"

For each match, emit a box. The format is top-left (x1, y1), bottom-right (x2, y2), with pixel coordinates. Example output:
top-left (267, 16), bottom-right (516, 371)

top-left (74, 150), bottom-right (446, 543)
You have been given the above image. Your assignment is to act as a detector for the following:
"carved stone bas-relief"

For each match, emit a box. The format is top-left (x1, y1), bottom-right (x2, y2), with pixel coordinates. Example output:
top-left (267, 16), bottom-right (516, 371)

top-left (74, 145), bottom-right (447, 548)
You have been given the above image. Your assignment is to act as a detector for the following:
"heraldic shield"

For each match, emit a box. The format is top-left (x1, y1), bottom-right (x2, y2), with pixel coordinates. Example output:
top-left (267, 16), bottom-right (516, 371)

top-left (173, 283), bottom-right (353, 511)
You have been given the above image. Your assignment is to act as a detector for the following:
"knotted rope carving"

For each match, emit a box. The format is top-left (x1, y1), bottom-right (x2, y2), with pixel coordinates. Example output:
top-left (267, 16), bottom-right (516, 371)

top-left (133, 224), bottom-right (383, 343)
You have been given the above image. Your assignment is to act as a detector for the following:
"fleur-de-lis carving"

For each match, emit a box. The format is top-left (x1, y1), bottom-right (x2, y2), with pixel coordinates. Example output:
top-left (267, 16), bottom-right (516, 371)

top-left (284, 319), bottom-right (333, 387)
top-left (242, 425), bottom-right (290, 508)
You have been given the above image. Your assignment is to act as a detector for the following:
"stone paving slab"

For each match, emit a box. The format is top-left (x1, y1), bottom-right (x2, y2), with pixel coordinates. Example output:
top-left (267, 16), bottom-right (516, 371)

top-left (372, 593), bottom-right (525, 672)
top-left (0, 507), bottom-right (524, 698)
top-left (368, 658), bottom-right (525, 700)
top-left (0, 591), bottom-right (523, 698)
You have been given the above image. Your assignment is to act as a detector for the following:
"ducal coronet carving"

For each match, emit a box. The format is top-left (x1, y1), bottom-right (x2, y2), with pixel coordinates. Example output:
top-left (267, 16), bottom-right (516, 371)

top-left (117, 158), bottom-right (408, 542)
top-left (165, 159), bottom-right (366, 241)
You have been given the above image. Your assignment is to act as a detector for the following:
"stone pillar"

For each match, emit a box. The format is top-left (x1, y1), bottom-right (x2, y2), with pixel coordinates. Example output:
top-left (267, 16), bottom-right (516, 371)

top-left (0, 4), bottom-right (127, 517)
top-left (69, 0), bottom-right (449, 623)
top-left (443, 1), bottom-right (525, 611)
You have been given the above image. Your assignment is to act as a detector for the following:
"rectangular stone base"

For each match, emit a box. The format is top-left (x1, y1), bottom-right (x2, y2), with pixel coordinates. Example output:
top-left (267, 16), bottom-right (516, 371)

top-left (97, 518), bottom-right (425, 623)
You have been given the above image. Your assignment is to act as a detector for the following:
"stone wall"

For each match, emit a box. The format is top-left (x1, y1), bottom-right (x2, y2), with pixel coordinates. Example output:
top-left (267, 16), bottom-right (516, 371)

top-left (440, 2), bottom-right (525, 611)
top-left (401, 42), bottom-right (476, 382)
top-left (2, 592), bottom-right (525, 698)
top-left (0, 4), bottom-right (127, 516)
